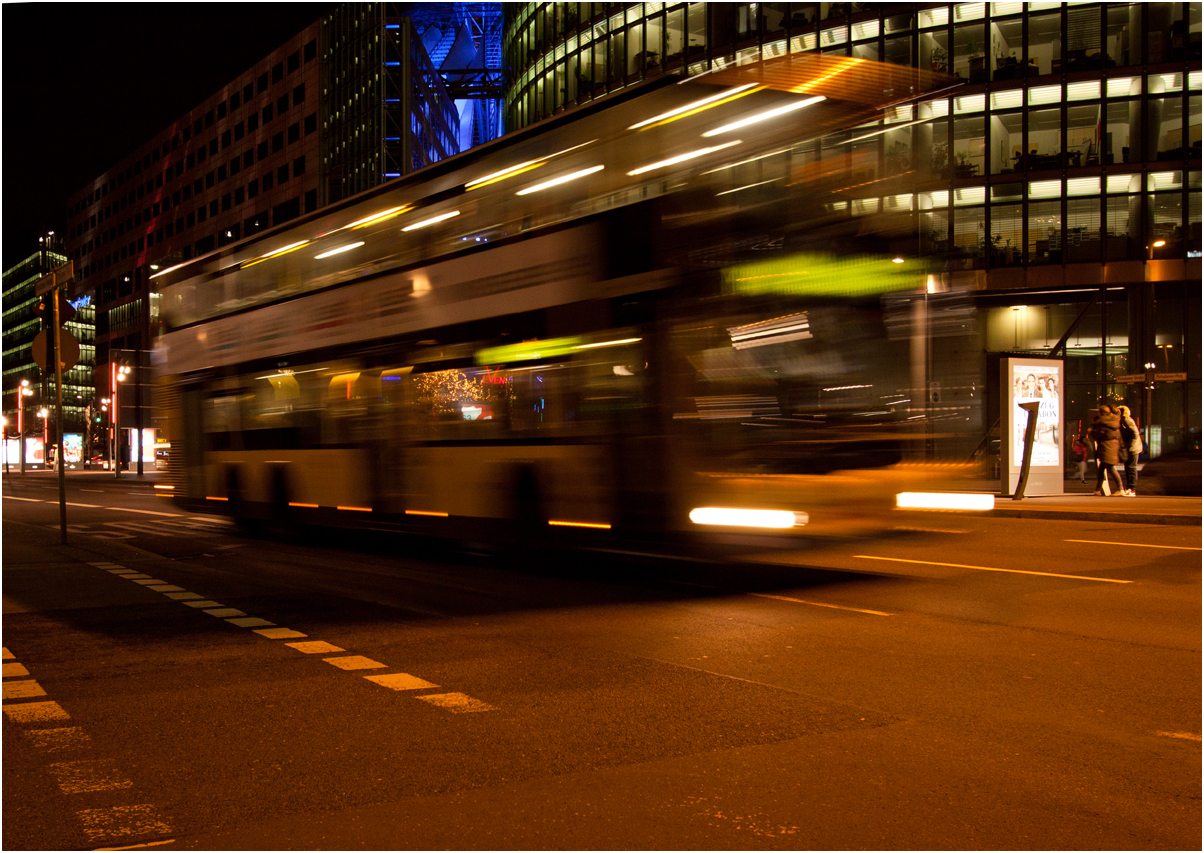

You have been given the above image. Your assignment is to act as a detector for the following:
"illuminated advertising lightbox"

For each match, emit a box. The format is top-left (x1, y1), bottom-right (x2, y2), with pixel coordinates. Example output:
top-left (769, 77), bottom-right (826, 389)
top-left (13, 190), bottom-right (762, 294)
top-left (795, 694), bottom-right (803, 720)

top-left (1000, 357), bottom-right (1064, 496)
top-left (25, 437), bottom-right (43, 465)
top-left (63, 434), bottom-right (83, 463)
top-left (2, 439), bottom-right (18, 465)
top-left (124, 428), bottom-right (157, 462)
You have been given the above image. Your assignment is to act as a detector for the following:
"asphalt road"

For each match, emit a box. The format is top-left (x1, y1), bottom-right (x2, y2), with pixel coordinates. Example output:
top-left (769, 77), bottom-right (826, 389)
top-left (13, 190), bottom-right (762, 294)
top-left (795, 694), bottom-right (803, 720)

top-left (3, 473), bottom-right (1200, 850)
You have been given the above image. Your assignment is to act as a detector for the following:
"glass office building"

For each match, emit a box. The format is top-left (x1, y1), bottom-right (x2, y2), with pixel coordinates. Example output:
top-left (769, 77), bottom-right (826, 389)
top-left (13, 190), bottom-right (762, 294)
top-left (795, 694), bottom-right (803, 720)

top-left (504, 2), bottom-right (1201, 460)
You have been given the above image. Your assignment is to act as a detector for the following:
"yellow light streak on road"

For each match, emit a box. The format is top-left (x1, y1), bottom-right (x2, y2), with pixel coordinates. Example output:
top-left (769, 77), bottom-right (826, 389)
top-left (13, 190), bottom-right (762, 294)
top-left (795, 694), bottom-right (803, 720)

top-left (1065, 539), bottom-right (1201, 551)
top-left (853, 555), bottom-right (1134, 583)
top-left (748, 592), bottom-right (892, 616)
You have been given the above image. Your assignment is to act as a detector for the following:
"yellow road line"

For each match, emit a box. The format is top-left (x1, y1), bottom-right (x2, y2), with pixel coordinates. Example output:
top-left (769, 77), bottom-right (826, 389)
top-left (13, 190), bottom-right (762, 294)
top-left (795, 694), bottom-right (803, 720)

top-left (853, 555), bottom-right (1134, 584)
top-left (748, 592), bottom-right (892, 616)
top-left (1066, 539), bottom-right (1202, 551)
top-left (1156, 731), bottom-right (1202, 741)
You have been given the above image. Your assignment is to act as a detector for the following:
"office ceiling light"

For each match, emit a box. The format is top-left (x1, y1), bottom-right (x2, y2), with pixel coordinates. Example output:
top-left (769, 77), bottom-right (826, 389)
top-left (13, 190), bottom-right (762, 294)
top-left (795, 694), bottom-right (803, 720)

top-left (627, 141), bottom-right (743, 176)
top-left (702, 96), bottom-right (825, 137)
top-left (402, 210), bottom-right (460, 231)
top-left (627, 84), bottom-right (760, 130)
top-left (515, 165), bottom-right (604, 196)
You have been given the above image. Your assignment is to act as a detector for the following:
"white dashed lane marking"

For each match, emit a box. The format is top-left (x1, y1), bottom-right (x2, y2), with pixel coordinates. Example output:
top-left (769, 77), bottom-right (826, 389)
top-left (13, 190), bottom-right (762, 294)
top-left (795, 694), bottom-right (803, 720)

top-left (49, 759), bottom-right (134, 794)
top-left (88, 561), bottom-right (495, 712)
top-left (255, 628), bottom-right (307, 639)
top-left (287, 641), bottom-right (345, 655)
top-left (3, 700), bottom-right (71, 723)
top-left (4, 680), bottom-right (48, 700)
top-left (323, 655), bottom-right (387, 671)
top-left (23, 727), bottom-right (92, 753)
top-left (76, 804), bottom-right (173, 846)
top-left (416, 692), bottom-right (496, 713)
top-left (366, 673), bottom-right (439, 691)
top-left (3, 662), bottom-right (31, 677)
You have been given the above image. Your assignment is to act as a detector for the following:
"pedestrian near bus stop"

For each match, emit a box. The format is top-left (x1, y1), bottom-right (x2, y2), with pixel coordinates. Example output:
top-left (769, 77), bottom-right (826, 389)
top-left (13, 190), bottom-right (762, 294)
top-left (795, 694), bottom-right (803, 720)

top-left (1117, 405), bottom-right (1143, 496)
top-left (1072, 434), bottom-right (1090, 483)
top-left (1089, 405), bottom-right (1123, 496)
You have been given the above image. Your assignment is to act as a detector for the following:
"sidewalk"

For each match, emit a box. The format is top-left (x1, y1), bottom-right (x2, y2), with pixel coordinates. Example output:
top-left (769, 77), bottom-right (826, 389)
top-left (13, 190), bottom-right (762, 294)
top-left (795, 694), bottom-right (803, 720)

top-left (919, 477), bottom-right (1201, 527)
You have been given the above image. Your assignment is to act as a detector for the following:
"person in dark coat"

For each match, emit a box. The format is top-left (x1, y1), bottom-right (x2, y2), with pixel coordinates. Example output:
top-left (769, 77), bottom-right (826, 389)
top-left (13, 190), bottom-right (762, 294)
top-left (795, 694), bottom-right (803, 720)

top-left (1090, 405), bottom-right (1122, 495)
top-left (1117, 405), bottom-right (1143, 496)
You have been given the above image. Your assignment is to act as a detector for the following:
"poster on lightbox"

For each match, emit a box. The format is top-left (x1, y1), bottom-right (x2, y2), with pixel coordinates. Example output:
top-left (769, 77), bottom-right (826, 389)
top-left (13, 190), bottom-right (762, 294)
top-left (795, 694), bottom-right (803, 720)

top-left (1011, 364), bottom-right (1060, 466)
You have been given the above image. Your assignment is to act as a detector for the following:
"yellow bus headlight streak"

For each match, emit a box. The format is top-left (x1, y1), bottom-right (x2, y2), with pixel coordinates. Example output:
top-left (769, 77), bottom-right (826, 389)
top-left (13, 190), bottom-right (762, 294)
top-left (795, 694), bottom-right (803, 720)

top-left (548, 520), bottom-right (612, 530)
top-left (689, 507), bottom-right (805, 529)
top-left (626, 141), bottom-right (743, 176)
top-left (153, 484), bottom-right (175, 490)
top-left (337, 505), bottom-right (373, 512)
top-left (515, 165), bottom-right (605, 196)
top-left (402, 210), bottom-right (461, 231)
top-left (895, 492), bottom-right (994, 511)
top-left (240, 240), bottom-right (311, 269)
top-left (148, 261), bottom-right (189, 280)
top-left (627, 84), bottom-right (761, 130)
top-left (573, 337), bottom-right (642, 350)
top-left (346, 205), bottom-right (412, 229)
top-left (405, 509), bottom-right (449, 517)
top-left (206, 496), bottom-right (229, 501)
top-left (314, 241), bottom-right (365, 260)
top-left (701, 96), bottom-right (825, 138)
top-left (466, 160), bottom-right (545, 190)
top-left (466, 140), bottom-right (600, 190)
top-left (288, 502), bottom-right (319, 508)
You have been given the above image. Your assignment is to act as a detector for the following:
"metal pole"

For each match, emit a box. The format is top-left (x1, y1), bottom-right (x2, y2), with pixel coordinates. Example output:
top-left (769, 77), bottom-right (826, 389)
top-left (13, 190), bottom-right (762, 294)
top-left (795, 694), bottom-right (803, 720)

top-left (19, 388), bottom-right (26, 475)
top-left (53, 280), bottom-right (68, 544)
top-left (135, 351), bottom-right (143, 476)
top-left (113, 361), bottom-right (120, 479)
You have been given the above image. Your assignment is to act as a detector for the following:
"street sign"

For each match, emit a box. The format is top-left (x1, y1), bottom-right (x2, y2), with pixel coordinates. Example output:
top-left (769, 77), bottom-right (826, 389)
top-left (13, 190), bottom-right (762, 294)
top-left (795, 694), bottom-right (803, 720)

top-left (35, 294), bottom-right (77, 324)
top-left (33, 260), bottom-right (74, 296)
top-left (1156, 372), bottom-right (1187, 382)
top-left (31, 328), bottom-right (81, 373)
top-left (1113, 374), bottom-right (1145, 383)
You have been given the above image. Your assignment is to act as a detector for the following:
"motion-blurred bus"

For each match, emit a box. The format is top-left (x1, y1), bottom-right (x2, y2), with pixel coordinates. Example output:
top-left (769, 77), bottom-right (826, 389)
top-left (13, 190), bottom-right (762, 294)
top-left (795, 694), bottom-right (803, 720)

top-left (154, 55), bottom-right (966, 553)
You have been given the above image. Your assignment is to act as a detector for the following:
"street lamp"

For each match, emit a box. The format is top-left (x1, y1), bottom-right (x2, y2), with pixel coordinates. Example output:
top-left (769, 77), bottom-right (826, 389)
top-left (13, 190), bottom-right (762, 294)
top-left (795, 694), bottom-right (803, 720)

top-left (19, 379), bottom-right (33, 475)
top-left (38, 407), bottom-right (49, 469)
top-left (112, 363), bottom-right (130, 478)
top-left (1, 415), bottom-right (7, 475)
top-left (99, 397), bottom-right (110, 469)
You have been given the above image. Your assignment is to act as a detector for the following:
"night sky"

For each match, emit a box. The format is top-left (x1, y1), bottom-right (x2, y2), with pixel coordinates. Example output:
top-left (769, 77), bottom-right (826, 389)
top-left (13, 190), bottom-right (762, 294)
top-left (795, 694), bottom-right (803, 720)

top-left (2, 3), bottom-right (336, 270)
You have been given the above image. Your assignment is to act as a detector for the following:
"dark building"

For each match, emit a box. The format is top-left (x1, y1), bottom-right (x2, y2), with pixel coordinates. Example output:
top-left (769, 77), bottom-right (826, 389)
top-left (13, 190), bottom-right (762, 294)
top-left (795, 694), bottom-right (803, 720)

top-left (502, 2), bottom-right (1201, 458)
top-left (62, 3), bottom-right (503, 422)
top-left (2, 234), bottom-right (96, 448)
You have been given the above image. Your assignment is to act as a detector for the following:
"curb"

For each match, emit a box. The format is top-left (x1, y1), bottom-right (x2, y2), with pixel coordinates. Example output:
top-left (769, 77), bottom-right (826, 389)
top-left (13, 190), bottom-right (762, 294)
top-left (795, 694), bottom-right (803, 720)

top-left (986, 507), bottom-right (1200, 526)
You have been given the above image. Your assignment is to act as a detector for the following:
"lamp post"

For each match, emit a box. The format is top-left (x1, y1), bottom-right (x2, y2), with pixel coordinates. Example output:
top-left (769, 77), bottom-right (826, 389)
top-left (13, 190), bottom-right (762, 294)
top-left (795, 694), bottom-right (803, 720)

top-left (19, 380), bottom-right (33, 475)
top-left (2, 415), bottom-right (7, 475)
top-left (38, 407), bottom-right (49, 469)
top-left (99, 397), bottom-right (110, 469)
top-left (112, 362), bottom-right (130, 478)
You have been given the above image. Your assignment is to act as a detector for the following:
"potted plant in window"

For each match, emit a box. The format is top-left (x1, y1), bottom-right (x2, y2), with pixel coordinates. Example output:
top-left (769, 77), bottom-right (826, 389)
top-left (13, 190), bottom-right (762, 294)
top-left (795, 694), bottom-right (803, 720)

top-left (965, 37), bottom-right (986, 84)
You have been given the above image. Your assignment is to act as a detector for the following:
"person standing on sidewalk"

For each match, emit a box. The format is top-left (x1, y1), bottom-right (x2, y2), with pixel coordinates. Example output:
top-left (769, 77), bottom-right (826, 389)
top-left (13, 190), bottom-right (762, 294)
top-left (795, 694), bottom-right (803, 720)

top-left (1090, 405), bottom-right (1123, 496)
top-left (1072, 434), bottom-right (1090, 483)
top-left (1117, 405), bottom-right (1143, 496)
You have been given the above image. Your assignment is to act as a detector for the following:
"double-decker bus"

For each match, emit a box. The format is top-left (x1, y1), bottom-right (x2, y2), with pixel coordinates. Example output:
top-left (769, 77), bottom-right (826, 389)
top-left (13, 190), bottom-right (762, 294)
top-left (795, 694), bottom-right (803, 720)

top-left (153, 54), bottom-right (963, 553)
